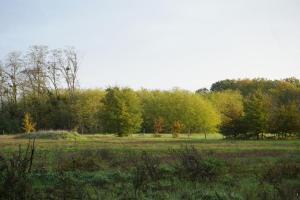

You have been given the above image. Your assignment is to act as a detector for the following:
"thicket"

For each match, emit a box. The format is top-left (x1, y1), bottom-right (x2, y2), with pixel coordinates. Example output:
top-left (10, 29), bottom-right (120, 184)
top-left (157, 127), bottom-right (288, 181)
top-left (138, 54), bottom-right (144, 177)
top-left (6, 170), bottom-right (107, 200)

top-left (1, 142), bottom-right (299, 199)
top-left (1, 46), bottom-right (300, 138)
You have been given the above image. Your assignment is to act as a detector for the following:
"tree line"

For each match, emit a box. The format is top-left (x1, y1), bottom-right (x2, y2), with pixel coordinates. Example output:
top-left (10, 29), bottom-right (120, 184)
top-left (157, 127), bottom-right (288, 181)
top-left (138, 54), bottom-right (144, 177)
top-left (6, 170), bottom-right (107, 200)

top-left (0, 46), bottom-right (300, 138)
top-left (205, 78), bottom-right (300, 138)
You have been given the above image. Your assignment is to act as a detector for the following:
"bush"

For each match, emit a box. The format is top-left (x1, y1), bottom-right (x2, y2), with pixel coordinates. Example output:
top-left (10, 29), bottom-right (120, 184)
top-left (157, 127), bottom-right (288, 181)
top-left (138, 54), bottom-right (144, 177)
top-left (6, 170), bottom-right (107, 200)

top-left (276, 179), bottom-right (300, 200)
top-left (55, 151), bottom-right (101, 172)
top-left (44, 171), bottom-right (91, 200)
top-left (132, 151), bottom-right (161, 197)
top-left (172, 145), bottom-right (225, 181)
top-left (261, 161), bottom-right (300, 199)
top-left (262, 161), bottom-right (300, 185)
top-left (96, 149), bottom-right (115, 161)
top-left (0, 139), bottom-right (36, 200)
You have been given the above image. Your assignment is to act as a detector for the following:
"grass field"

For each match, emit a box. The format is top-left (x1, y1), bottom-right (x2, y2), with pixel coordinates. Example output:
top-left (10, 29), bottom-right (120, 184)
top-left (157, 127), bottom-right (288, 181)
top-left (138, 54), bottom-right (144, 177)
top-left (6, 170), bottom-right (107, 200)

top-left (0, 133), bottom-right (299, 200)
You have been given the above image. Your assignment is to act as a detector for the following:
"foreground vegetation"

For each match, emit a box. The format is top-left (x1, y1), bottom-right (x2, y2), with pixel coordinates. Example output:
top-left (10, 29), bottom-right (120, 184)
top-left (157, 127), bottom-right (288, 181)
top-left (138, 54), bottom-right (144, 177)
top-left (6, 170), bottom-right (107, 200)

top-left (0, 134), bottom-right (299, 200)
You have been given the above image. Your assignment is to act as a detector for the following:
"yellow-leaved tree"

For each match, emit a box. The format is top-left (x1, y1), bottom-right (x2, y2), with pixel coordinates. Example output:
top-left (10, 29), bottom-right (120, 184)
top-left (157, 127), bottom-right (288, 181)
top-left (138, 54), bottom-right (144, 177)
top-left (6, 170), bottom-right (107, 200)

top-left (22, 112), bottom-right (36, 134)
top-left (172, 120), bottom-right (184, 138)
top-left (154, 116), bottom-right (164, 136)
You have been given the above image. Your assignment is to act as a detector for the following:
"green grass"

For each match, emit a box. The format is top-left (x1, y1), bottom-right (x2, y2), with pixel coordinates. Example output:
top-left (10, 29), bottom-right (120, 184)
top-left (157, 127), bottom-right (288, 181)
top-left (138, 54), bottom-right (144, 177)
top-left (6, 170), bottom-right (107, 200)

top-left (16, 130), bottom-right (86, 140)
top-left (0, 133), bottom-right (299, 199)
top-left (1, 133), bottom-right (299, 153)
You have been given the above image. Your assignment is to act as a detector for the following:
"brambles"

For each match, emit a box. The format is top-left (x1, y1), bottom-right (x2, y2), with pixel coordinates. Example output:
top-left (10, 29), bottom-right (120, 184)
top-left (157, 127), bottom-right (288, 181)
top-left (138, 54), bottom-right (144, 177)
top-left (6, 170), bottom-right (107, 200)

top-left (0, 139), bottom-right (36, 200)
top-left (56, 153), bottom-right (100, 172)
top-left (262, 162), bottom-right (300, 185)
top-left (261, 161), bottom-right (300, 200)
top-left (54, 150), bottom-right (108, 172)
top-left (132, 151), bottom-right (161, 198)
top-left (139, 151), bottom-right (161, 181)
top-left (44, 171), bottom-right (91, 200)
top-left (172, 145), bottom-right (225, 181)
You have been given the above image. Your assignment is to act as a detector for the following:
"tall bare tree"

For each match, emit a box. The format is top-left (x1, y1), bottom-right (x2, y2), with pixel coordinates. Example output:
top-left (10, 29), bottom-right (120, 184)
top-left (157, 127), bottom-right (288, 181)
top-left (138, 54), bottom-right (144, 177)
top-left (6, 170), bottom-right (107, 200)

top-left (3, 51), bottom-right (24, 104)
top-left (46, 49), bottom-right (63, 96)
top-left (25, 45), bottom-right (49, 97)
top-left (0, 62), bottom-right (6, 108)
top-left (60, 47), bottom-right (79, 94)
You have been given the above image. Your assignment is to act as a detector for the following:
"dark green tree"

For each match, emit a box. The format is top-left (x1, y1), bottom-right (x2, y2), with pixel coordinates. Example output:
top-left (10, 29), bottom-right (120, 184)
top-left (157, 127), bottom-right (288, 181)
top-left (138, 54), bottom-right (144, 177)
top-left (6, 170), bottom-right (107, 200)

top-left (269, 87), bottom-right (300, 137)
top-left (101, 87), bottom-right (143, 136)
top-left (207, 90), bottom-right (245, 138)
top-left (243, 90), bottom-right (271, 139)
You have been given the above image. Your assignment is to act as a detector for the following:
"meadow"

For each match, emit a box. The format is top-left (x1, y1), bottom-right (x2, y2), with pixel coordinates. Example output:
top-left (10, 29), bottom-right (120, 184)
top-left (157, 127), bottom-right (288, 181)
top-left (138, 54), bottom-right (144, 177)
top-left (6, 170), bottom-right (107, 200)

top-left (0, 133), bottom-right (299, 200)
top-left (1, 5), bottom-right (300, 200)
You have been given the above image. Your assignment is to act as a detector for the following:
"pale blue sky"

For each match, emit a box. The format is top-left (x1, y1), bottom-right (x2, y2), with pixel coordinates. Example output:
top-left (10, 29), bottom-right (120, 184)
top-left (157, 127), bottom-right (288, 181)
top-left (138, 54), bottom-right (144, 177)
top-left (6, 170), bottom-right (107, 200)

top-left (1, 0), bottom-right (300, 90)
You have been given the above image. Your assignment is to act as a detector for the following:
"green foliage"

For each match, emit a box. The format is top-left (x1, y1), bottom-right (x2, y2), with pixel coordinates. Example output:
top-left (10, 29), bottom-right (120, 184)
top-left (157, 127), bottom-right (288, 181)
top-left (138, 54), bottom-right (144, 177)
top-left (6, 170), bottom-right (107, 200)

top-left (269, 87), bottom-right (300, 136)
top-left (172, 145), bottom-right (225, 181)
top-left (1, 76), bottom-right (300, 138)
top-left (101, 87), bottom-right (143, 136)
top-left (208, 78), bottom-right (300, 139)
top-left (210, 78), bottom-right (300, 96)
top-left (0, 89), bottom-right (105, 134)
top-left (243, 90), bottom-right (271, 139)
top-left (261, 161), bottom-right (300, 200)
top-left (132, 151), bottom-right (161, 197)
top-left (0, 139), bottom-right (35, 200)
top-left (139, 89), bottom-right (220, 134)
top-left (0, 103), bottom-right (22, 134)
top-left (0, 137), bottom-right (299, 199)
top-left (56, 152), bottom-right (100, 172)
top-left (207, 90), bottom-right (244, 138)
top-left (262, 161), bottom-right (300, 185)
top-left (71, 89), bottom-right (105, 133)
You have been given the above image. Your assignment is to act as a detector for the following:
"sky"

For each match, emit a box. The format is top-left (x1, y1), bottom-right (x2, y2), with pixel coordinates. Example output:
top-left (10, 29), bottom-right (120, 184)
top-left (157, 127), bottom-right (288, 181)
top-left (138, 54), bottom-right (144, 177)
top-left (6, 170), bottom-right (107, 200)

top-left (0, 0), bottom-right (300, 91)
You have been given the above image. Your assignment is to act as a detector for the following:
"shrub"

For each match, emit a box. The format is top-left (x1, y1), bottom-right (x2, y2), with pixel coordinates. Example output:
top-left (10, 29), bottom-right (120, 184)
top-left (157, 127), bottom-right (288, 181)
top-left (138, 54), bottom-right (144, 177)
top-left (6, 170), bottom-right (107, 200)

top-left (132, 151), bottom-right (161, 197)
top-left (96, 148), bottom-right (115, 161)
top-left (56, 151), bottom-right (101, 172)
top-left (276, 179), bottom-right (300, 200)
top-left (0, 139), bottom-right (36, 200)
top-left (262, 162), bottom-right (300, 185)
top-left (44, 171), bottom-right (91, 200)
top-left (172, 145), bottom-right (225, 181)
top-left (261, 161), bottom-right (300, 199)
